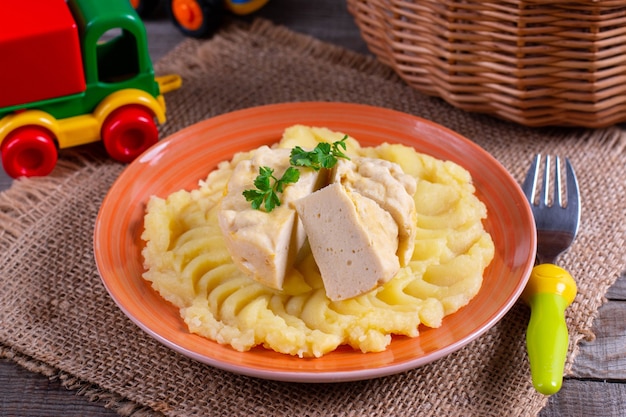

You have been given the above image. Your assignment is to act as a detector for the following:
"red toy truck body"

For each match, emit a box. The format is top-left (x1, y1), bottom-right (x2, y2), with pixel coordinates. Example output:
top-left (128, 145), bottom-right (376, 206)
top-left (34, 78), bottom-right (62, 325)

top-left (0, 0), bottom-right (181, 178)
top-left (0, 2), bottom-right (86, 109)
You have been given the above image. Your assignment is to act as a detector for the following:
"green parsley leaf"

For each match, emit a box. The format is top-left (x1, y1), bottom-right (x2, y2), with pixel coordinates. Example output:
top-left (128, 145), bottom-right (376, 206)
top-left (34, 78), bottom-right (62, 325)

top-left (331, 137), bottom-right (349, 160)
top-left (243, 166), bottom-right (300, 212)
top-left (276, 166), bottom-right (300, 192)
top-left (290, 146), bottom-right (316, 169)
top-left (243, 136), bottom-right (350, 212)
top-left (289, 136), bottom-right (350, 170)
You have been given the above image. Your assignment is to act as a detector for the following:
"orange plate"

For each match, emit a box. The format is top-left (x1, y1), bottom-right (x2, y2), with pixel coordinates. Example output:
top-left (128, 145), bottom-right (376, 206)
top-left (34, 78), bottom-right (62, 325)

top-left (94, 102), bottom-right (536, 382)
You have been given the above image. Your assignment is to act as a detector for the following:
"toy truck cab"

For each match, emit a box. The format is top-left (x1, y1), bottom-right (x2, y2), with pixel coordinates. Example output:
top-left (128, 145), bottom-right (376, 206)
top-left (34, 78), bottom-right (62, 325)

top-left (0, 0), bottom-right (181, 178)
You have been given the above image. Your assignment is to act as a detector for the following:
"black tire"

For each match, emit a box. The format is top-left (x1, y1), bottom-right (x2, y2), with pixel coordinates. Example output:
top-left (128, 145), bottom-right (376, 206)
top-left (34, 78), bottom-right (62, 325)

top-left (166, 0), bottom-right (224, 38)
top-left (132, 0), bottom-right (161, 17)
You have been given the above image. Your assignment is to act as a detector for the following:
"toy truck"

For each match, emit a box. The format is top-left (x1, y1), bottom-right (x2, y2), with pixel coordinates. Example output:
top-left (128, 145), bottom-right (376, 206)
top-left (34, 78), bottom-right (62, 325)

top-left (0, 0), bottom-right (182, 178)
top-left (130, 0), bottom-right (269, 38)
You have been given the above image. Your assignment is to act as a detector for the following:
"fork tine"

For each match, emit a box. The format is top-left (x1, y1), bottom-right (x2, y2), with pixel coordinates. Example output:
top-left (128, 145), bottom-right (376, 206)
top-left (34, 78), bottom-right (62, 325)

top-left (541, 155), bottom-right (551, 207)
top-left (565, 158), bottom-right (581, 235)
top-left (522, 154), bottom-right (540, 204)
top-left (554, 156), bottom-right (562, 207)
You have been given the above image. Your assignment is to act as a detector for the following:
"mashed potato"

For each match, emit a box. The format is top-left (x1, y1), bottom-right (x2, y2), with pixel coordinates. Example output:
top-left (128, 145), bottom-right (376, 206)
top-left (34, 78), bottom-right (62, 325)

top-left (141, 125), bottom-right (495, 357)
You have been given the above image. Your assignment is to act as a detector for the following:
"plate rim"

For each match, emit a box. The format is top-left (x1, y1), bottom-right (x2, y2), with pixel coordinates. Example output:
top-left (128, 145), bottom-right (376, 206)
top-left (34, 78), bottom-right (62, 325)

top-left (94, 101), bottom-right (536, 382)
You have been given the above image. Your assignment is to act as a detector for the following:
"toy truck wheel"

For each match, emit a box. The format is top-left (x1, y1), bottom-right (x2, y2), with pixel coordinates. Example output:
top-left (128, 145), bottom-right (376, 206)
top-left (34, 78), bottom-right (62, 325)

top-left (1, 126), bottom-right (58, 178)
top-left (101, 105), bottom-right (159, 163)
top-left (167, 0), bottom-right (224, 38)
top-left (130, 0), bottom-right (161, 17)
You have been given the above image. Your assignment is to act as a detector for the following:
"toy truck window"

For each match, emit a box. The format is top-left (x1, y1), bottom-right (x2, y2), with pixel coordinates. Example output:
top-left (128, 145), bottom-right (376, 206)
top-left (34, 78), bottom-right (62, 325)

top-left (96, 28), bottom-right (140, 83)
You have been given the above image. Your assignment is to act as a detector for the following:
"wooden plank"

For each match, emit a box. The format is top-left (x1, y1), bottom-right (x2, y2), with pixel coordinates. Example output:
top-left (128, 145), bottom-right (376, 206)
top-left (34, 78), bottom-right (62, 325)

top-left (0, 358), bottom-right (118, 417)
top-left (253, 0), bottom-right (370, 54)
top-left (571, 300), bottom-right (626, 379)
top-left (540, 379), bottom-right (626, 417)
top-left (571, 272), bottom-right (626, 379)
top-left (606, 271), bottom-right (626, 301)
top-left (0, 170), bottom-right (9, 191)
top-left (1, 2), bottom-right (624, 416)
top-left (144, 18), bottom-right (186, 62)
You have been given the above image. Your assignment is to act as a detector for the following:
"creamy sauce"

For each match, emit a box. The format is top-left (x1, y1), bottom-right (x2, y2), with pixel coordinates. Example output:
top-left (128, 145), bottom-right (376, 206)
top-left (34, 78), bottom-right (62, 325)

top-left (141, 125), bottom-right (495, 357)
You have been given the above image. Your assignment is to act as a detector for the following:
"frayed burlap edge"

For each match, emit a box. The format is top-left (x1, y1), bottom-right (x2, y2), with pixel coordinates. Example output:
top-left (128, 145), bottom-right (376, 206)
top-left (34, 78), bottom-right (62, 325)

top-left (1, 344), bottom-right (158, 417)
top-left (0, 18), bottom-right (404, 417)
top-left (0, 147), bottom-right (153, 416)
top-left (1, 17), bottom-right (625, 417)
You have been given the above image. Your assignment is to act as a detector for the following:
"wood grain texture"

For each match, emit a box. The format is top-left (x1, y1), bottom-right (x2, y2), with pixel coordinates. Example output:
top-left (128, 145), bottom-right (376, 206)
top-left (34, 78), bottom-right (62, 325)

top-left (571, 274), bottom-right (626, 381)
top-left (0, 358), bottom-right (119, 417)
top-left (606, 272), bottom-right (626, 300)
top-left (541, 379), bottom-right (626, 417)
top-left (0, 168), bottom-right (9, 191)
top-left (1, 0), bottom-right (624, 416)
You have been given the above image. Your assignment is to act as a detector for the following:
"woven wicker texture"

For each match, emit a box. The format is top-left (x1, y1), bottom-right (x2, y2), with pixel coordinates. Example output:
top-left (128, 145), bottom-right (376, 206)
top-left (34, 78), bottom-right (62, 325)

top-left (347, 0), bottom-right (626, 127)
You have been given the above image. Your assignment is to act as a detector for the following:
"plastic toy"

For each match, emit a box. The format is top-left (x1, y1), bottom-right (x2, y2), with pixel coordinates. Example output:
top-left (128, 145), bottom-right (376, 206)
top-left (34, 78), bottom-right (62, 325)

top-left (0, 0), bottom-right (182, 178)
top-left (131, 0), bottom-right (269, 38)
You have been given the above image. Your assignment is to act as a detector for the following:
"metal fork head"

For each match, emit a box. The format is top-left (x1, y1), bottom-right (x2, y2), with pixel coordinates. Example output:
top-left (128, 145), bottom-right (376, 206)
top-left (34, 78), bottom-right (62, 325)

top-left (522, 154), bottom-right (581, 264)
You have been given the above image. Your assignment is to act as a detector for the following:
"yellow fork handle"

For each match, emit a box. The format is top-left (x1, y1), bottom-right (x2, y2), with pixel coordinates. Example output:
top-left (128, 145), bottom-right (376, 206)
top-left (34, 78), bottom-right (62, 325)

top-left (521, 264), bottom-right (577, 395)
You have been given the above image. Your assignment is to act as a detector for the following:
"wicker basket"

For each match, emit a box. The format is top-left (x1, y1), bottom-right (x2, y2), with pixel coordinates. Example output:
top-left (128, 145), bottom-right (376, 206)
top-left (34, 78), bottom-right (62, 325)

top-left (347, 0), bottom-right (626, 127)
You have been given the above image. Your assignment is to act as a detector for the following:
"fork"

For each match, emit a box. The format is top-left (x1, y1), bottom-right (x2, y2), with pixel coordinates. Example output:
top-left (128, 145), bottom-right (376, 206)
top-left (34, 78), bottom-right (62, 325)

top-left (520, 154), bottom-right (581, 395)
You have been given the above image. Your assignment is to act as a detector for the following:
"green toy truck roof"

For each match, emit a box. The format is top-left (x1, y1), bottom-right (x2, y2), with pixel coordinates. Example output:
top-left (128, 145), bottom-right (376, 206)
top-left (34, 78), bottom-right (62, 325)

top-left (68, 0), bottom-right (154, 87)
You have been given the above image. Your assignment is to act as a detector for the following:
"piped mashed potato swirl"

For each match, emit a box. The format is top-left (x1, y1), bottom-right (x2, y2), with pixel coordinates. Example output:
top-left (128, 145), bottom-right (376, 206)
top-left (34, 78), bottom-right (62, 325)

top-left (141, 125), bottom-right (495, 357)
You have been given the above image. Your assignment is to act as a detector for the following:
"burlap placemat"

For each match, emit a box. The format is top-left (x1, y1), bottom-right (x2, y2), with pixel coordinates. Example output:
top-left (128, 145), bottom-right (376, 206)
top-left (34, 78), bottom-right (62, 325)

top-left (1, 19), bottom-right (625, 417)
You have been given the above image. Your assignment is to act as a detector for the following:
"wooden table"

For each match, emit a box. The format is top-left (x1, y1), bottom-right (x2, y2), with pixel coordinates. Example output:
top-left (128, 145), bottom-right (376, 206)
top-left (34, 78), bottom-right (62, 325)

top-left (1, 1), bottom-right (625, 415)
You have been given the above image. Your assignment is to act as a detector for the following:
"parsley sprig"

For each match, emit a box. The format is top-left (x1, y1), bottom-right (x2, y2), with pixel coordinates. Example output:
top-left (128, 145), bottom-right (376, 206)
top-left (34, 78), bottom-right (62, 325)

top-left (242, 166), bottom-right (300, 212)
top-left (243, 136), bottom-right (350, 212)
top-left (290, 136), bottom-right (350, 170)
